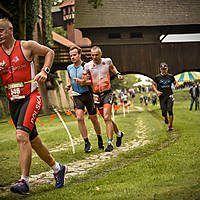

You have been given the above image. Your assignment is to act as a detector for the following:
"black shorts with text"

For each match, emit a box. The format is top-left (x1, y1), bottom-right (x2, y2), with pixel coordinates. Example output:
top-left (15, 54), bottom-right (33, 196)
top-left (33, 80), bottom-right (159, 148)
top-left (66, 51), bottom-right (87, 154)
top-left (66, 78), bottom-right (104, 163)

top-left (95, 89), bottom-right (113, 111)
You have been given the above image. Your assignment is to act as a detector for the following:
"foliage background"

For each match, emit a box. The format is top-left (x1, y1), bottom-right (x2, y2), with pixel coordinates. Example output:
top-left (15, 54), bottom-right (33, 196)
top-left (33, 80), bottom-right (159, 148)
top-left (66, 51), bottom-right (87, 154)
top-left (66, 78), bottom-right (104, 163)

top-left (0, 0), bottom-right (120, 118)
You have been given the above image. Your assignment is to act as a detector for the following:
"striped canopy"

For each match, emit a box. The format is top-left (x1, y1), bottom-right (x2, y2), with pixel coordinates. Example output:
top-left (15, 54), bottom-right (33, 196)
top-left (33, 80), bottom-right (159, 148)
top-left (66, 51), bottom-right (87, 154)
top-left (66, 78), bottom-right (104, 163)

top-left (175, 72), bottom-right (200, 82)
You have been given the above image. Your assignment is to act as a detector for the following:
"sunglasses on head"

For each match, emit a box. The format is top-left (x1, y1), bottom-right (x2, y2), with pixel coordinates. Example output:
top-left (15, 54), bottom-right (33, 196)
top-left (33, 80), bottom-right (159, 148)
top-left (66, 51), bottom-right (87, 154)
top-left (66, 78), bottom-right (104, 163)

top-left (160, 64), bottom-right (168, 70)
top-left (160, 64), bottom-right (167, 68)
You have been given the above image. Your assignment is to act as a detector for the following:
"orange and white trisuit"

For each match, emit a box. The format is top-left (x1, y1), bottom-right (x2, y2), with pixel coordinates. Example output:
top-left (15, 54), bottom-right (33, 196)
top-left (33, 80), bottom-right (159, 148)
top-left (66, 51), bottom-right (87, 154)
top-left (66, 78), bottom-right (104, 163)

top-left (83, 58), bottom-right (114, 114)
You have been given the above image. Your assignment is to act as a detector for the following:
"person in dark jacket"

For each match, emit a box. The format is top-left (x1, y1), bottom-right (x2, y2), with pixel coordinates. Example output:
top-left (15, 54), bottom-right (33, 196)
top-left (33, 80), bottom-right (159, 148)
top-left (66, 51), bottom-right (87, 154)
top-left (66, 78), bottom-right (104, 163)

top-left (189, 83), bottom-right (199, 111)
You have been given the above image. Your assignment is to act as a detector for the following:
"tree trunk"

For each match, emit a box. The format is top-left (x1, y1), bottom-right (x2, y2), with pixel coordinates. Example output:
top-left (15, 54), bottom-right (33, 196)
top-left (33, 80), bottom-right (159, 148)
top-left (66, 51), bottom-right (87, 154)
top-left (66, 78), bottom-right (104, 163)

top-left (18, 0), bottom-right (28, 39)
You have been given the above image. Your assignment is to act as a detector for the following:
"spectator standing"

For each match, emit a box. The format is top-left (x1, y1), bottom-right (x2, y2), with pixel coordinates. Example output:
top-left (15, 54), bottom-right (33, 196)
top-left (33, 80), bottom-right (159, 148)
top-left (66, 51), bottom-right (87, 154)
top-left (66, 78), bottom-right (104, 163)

top-left (189, 83), bottom-right (199, 111)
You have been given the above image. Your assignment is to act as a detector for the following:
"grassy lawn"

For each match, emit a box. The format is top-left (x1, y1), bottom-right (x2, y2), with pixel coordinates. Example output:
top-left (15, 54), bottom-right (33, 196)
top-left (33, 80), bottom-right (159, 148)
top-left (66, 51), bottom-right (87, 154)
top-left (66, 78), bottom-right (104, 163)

top-left (0, 89), bottom-right (200, 200)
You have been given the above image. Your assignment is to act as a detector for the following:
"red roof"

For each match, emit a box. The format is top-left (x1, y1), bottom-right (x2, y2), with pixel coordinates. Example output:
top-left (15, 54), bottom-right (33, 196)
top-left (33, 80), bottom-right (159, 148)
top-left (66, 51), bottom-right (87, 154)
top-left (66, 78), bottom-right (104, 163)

top-left (52, 31), bottom-right (76, 47)
top-left (59, 0), bottom-right (74, 8)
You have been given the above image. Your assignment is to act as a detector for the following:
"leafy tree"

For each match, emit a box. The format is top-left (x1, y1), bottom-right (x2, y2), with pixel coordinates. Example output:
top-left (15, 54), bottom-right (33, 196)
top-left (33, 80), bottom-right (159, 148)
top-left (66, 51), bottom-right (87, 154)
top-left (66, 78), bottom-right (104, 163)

top-left (52, 27), bottom-right (68, 38)
top-left (111, 74), bottom-right (138, 90)
top-left (52, 0), bottom-right (63, 6)
top-left (0, 0), bottom-right (39, 40)
top-left (26, 0), bottom-right (40, 40)
top-left (52, 0), bottom-right (103, 8)
top-left (0, 0), bottom-right (103, 118)
top-left (88, 0), bottom-right (103, 8)
top-left (42, 0), bottom-right (53, 47)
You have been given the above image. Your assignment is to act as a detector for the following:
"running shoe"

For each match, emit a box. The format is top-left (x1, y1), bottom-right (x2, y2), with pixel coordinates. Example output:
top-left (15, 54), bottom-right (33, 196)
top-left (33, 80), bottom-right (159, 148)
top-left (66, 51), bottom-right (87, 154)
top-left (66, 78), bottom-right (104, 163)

top-left (98, 137), bottom-right (104, 150)
top-left (85, 142), bottom-right (92, 153)
top-left (116, 132), bottom-right (124, 147)
top-left (168, 126), bottom-right (174, 131)
top-left (164, 117), bottom-right (169, 124)
top-left (54, 163), bottom-right (66, 189)
top-left (105, 143), bottom-right (114, 152)
top-left (10, 179), bottom-right (29, 195)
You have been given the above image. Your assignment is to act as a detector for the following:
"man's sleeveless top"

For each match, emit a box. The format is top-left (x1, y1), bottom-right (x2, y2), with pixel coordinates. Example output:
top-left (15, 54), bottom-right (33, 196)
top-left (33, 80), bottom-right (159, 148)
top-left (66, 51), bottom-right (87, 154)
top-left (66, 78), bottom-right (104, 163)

top-left (0, 40), bottom-right (38, 101)
top-left (83, 58), bottom-right (112, 93)
top-left (67, 63), bottom-right (89, 94)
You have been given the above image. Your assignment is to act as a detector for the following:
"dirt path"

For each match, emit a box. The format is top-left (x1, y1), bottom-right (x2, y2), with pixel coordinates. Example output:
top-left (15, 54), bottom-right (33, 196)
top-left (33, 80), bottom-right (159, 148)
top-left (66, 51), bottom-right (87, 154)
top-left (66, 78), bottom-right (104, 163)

top-left (30, 135), bottom-right (149, 186)
top-left (29, 106), bottom-right (148, 185)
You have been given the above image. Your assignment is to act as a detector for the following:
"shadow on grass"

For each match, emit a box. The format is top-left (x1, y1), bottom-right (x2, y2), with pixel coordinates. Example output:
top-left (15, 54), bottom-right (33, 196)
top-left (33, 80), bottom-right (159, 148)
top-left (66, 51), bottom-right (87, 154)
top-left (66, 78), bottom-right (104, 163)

top-left (0, 184), bottom-right (57, 200)
top-left (148, 182), bottom-right (200, 200)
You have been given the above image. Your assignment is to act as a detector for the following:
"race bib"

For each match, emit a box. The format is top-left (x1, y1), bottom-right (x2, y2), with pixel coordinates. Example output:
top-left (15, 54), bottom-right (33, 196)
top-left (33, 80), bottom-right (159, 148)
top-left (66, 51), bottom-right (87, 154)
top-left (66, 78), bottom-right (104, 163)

top-left (93, 94), bottom-right (100, 104)
top-left (8, 82), bottom-right (25, 100)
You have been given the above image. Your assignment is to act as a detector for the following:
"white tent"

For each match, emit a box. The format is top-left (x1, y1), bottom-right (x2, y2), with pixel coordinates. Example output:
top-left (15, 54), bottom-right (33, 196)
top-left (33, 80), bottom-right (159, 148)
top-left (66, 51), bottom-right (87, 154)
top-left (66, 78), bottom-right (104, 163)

top-left (133, 81), bottom-right (152, 86)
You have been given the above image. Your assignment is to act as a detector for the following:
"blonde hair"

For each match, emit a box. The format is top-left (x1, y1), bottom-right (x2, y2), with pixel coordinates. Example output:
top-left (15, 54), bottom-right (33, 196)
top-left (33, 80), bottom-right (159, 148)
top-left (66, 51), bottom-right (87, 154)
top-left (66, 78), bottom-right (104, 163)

top-left (91, 46), bottom-right (102, 52)
top-left (0, 18), bottom-right (13, 29)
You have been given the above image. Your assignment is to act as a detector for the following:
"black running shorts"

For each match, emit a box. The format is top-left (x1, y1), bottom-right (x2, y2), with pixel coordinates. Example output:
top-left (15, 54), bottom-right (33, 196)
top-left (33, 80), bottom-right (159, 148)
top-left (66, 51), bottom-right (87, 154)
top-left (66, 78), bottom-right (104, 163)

top-left (159, 95), bottom-right (174, 117)
top-left (72, 91), bottom-right (97, 115)
top-left (95, 89), bottom-right (113, 112)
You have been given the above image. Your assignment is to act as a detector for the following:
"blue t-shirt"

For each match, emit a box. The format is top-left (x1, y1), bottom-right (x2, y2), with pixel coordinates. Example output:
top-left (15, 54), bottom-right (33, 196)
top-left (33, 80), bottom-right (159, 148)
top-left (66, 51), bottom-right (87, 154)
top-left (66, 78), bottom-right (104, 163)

top-left (67, 64), bottom-right (89, 94)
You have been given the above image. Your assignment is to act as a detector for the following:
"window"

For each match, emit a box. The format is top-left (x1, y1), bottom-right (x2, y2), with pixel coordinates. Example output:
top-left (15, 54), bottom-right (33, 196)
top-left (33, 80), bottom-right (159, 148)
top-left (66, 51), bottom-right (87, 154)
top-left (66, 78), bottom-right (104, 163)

top-left (130, 32), bottom-right (143, 38)
top-left (108, 33), bottom-right (121, 39)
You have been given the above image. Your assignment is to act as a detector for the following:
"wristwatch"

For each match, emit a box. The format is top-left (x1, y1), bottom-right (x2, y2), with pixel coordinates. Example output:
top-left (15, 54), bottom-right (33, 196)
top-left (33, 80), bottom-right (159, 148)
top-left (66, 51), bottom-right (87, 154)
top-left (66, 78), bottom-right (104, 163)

top-left (116, 72), bottom-right (121, 78)
top-left (43, 67), bottom-right (50, 74)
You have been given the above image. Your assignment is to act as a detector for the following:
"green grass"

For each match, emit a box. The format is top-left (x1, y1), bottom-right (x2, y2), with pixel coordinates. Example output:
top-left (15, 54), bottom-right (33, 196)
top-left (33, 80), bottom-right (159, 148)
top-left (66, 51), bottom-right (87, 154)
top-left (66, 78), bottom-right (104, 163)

top-left (0, 89), bottom-right (200, 200)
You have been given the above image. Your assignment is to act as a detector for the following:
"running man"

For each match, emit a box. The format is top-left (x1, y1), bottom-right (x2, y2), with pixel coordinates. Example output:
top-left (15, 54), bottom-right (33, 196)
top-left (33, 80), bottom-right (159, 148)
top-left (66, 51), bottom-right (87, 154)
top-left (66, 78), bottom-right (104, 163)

top-left (65, 46), bottom-right (104, 153)
top-left (0, 18), bottom-right (65, 194)
top-left (82, 46), bottom-right (124, 152)
top-left (152, 62), bottom-right (178, 131)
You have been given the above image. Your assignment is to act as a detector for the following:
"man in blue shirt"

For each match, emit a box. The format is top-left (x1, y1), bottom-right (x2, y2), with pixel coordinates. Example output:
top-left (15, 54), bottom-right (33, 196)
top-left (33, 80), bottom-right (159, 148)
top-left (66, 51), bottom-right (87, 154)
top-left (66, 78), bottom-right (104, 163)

top-left (65, 46), bottom-right (104, 152)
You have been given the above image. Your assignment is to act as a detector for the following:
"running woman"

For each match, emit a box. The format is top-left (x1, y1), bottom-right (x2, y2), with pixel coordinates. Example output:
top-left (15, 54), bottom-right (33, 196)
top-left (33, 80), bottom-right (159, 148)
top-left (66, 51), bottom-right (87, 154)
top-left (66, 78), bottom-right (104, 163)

top-left (0, 18), bottom-right (65, 194)
top-left (82, 46), bottom-right (124, 152)
top-left (152, 62), bottom-right (178, 131)
top-left (65, 46), bottom-right (104, 153)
